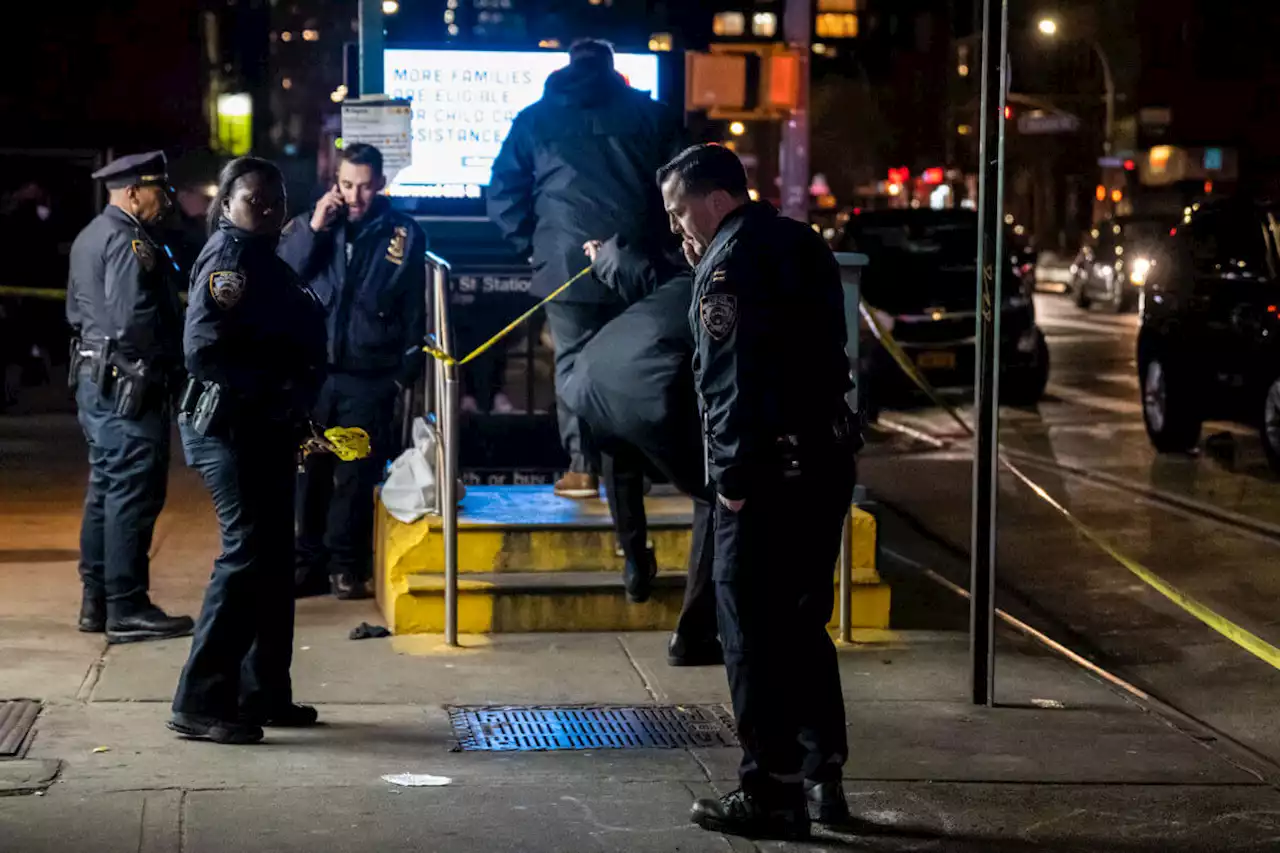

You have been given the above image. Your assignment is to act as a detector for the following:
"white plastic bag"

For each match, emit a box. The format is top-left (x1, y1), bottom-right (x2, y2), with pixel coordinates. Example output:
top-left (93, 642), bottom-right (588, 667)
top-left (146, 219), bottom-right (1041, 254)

top-left (380, 417), bottom-right (439, 523)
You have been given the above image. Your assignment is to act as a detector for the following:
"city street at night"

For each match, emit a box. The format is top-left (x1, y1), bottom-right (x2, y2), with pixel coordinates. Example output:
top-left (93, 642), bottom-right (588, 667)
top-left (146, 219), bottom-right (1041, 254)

top-left (7, 0), bottom-right (1280, 849)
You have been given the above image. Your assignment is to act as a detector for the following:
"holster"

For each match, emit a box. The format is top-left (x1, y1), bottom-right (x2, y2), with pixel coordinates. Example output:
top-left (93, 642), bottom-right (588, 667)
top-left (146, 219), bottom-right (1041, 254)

top-left (67, 337), bottom-right (85, 389)
top-left (178, 376), bottom-right (226, 437)
top-left (107, 353), bottom-right (152, 420)
top-left (91, 338), bottom-right (116, 397)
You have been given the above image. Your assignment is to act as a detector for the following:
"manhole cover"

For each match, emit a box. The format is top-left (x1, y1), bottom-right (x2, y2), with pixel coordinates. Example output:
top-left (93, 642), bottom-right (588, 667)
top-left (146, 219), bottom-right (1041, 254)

top-left (0, 701), bottom-right (41, 759)
top-left (447, 704), bottom-right (738, 751)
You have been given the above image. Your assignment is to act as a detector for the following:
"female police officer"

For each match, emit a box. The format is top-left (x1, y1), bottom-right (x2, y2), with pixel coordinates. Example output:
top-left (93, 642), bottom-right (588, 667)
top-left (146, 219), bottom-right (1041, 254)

top-left (168, 157), bottom-right (327, 744)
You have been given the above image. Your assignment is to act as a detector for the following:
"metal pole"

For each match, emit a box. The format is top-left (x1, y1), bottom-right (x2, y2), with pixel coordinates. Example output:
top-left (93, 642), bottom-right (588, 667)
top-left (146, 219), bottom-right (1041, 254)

top-left (970, 0), bottom-right (1009, 707)
top-left (838, 509), bottom-right (853, 644)
top-left (427, 254), bottom-right (459, 646)
top-left (357, 0), bottom-right (385, 97)
top-left (779, 0), bottom-right (812, 222)
top-left (1088, 39), bottom-right (1116, 157)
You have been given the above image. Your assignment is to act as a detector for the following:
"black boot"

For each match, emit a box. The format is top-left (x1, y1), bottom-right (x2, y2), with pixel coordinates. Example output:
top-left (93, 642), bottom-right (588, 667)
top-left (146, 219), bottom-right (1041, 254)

top-left (805, 780), bottom-right (852, 825)
top-left (294, 563), bottom-right (331, 599)
top-left (78, 589), bottom-right (106, 633)
top-left (623, 548), bottom-right (658, 604)
top-left (106, 604), bottom-right (195, 645)
top-left (168, 713), bottom-right (264, 745)
top-left (331, 572), bottom-right (372, 601)
top-left (667, 633), bottom-right (723, 667)
top-left (690, 789), bottom-right (810, 841)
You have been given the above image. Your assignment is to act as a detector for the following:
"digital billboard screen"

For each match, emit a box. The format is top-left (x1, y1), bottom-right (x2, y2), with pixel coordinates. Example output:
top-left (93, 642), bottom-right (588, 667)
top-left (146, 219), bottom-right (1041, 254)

top-left (383, 49), bottom-right (661, 200)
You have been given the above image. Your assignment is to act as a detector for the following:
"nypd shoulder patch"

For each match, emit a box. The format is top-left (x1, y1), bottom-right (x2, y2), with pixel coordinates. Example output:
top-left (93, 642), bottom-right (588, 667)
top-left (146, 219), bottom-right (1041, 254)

top-left (209, 270), bottom-right (246, 309)
top-left (131, 240), bottom-right (156, 272)
top-left (699, 293), bottom-right (737, 341)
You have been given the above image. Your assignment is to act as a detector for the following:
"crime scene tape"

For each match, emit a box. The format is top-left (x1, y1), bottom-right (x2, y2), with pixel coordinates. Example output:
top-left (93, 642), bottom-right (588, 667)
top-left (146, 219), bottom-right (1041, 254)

top-left (422, 264), bottom-right (594, 367)
top-left (0, 286), bottom-right (190, 304)
top-left (302, 425), bottom-right (372, 462)
top-left (0, 286), bottom-right (69, 300)
top-left (859, 299), bottom-right (1280, 671)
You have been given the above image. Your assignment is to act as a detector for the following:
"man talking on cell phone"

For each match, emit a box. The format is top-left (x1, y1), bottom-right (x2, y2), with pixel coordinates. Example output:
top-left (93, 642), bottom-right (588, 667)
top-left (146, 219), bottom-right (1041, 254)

top-left (278, 143), bottom-right (426, 600)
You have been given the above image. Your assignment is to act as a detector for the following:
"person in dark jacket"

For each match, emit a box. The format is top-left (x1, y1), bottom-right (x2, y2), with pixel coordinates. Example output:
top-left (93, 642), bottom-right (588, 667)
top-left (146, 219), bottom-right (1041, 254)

top-left (169, 157), bottom-right (328, 745)
top-left (487, 38), bottom-right (685, 499)
top-left (278, 143), bottom-right (427, 600)
top-left (65, 151), bottom-right (193, 643)
top-left (661, 145), bottom-right (861, 840)
top-left (563, 234), bottom-right (720, 666)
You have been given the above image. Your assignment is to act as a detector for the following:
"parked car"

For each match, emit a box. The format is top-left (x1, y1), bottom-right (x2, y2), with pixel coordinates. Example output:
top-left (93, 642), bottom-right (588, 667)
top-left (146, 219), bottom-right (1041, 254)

top-left (1138, 199), bottom-right (1280, 469)
top-left (1071, 215), bottom-right (1173, 313)
top-left (835, 209), bottom-right (1050, 412)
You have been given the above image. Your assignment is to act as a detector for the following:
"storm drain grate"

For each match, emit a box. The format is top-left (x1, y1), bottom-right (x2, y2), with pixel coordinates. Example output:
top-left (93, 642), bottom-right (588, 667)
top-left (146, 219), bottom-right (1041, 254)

top-left (447, 704), bottom-right (738, 751)
top-left (0, 700), bottom-right (41, 759)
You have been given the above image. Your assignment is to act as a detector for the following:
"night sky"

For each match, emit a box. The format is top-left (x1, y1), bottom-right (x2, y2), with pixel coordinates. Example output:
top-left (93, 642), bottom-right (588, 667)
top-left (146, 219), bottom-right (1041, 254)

top-left (2, 1), bottom-right (205, 151)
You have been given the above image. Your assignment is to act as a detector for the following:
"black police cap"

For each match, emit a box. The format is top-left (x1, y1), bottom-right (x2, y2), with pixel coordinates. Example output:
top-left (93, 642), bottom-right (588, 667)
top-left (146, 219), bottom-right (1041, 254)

top-left (91, 151), bottom-right (168, 190)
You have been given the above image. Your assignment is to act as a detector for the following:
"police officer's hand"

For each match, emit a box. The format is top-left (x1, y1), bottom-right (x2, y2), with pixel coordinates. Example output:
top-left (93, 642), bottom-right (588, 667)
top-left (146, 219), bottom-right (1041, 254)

top-left (682, 237), bottom-right (703, 269)
top-left (717, 493), bottom-right (746, 513)
top-left (582, 240), bottom-right (603, 263)
top-left (310, 185), bottom-right (345, 232)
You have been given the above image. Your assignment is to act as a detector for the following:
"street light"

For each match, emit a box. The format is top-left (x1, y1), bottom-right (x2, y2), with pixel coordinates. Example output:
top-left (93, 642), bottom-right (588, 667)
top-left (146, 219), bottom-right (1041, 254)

top-left (1036, 17), bottom-right (1114, 156)
top-left (729, 121), bottom-right (746, 137)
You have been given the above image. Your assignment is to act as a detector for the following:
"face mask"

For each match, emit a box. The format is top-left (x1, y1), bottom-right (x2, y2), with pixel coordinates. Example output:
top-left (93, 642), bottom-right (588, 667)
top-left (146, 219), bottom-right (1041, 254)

top-left (35, 205), bottom-right (50, 222)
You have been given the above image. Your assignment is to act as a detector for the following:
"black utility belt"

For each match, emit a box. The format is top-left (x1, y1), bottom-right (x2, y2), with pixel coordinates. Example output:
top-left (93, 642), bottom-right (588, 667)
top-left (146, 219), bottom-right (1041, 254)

top-left (71, 338), bottom-right (160, 420)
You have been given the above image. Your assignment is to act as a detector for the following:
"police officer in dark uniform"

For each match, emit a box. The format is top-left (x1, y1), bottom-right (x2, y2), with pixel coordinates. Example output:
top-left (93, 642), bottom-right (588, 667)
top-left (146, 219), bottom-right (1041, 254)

top-left (659, 144), bottom-right (860, 840)
top-left (278, 143), bottom-right (426, 600)
top-left (66, 151), bottom-right (194, 643)
top-left (168, 156), bottom-right (327, 745)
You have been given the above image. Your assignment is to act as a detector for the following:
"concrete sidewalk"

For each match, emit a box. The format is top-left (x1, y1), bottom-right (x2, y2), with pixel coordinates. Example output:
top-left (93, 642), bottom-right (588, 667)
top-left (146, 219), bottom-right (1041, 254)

top-left (3, 413), bottom-right (1280, 851)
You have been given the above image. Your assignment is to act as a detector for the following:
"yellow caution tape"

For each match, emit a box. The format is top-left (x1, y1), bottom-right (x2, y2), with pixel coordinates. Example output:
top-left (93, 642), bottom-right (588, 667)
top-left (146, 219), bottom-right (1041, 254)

top-left (301, 425), bottom-right (372, 462)
top-left (323, 426), bottom-right (372, 462)
top-left (0, 286), bottom-right (69, 300)
top-left (423, 264), bottom-right (594, 367)
top-left (0, 286), bottom-right (188, 304)
top-left (862, 297), bottom-right (1280, 671)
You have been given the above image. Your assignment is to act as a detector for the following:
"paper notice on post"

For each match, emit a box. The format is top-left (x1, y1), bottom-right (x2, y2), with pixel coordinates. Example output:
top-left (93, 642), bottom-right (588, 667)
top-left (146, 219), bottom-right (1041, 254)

top-left (341, 99), bottom-right (413, 186)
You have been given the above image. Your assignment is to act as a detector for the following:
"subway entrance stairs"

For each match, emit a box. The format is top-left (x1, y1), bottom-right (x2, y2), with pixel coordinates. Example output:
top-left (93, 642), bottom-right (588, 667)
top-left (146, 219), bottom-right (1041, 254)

top-left (375, 485), bottom-right (889, 634)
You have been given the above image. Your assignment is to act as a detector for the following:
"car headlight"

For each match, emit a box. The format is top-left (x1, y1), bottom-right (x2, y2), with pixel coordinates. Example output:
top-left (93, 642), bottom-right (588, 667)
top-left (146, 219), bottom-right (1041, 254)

top-left (1129, 256), bottom-right (1152, 285)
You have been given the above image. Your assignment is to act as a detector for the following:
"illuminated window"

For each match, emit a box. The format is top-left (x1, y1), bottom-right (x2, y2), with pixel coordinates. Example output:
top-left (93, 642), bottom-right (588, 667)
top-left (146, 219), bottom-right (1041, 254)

top-left (816, 13), bottom-right (858, 38)
top-left (752, 12), bottom-right (777, 37)
top-left (818, 0), bottom-right (860, 10)
top-left (713, 11), bottom-right (746, 37)
top-left (648, 32), bottom-right (673, 52)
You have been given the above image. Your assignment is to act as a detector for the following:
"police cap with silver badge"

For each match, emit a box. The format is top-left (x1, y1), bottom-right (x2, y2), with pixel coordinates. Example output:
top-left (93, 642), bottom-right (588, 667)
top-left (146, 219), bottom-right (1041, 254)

top-left (91, 151), bottom-right (168, 190)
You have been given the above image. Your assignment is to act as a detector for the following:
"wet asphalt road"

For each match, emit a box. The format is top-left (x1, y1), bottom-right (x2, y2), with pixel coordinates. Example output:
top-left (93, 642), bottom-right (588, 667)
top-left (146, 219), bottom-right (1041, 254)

top-left (865, 292), bottom-right (1280, 776)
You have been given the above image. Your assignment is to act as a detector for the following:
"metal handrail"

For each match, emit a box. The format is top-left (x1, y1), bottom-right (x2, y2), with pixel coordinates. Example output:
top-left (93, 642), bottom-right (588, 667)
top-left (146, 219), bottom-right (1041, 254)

top-left (424, 251), bottom-right (460, 647)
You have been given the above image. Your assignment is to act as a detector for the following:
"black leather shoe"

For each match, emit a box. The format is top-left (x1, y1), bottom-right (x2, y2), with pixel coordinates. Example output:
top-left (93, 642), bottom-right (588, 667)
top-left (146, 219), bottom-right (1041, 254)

top-left (805, 780), bottom-right (852, 825)
top-left (667, 633), bottom-right (723, 667)
top-left (691, 789), bottom-right (810, 841)
top-left (250, 703), bottom-right (320, 728)
top-left (623, 549), bottom-right (658, 604)
top-left (168, 713), bottom-right (263, 745)
top-left (106, 607), bottom-right (195, 645)
top-left (331, 573), bottom-right (372, 601)
top-left (78, 589), bottom-right (106, 633)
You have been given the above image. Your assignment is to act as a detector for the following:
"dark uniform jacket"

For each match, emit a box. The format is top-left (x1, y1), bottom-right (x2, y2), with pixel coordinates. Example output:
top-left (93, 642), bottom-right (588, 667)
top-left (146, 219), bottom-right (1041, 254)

top-left (185, 220), bottom-right (327, 420)
top-left (486, 60), bottom-right (685, 303)
top-left (562, 235), bottom-right (700, 474)
top-left (277, 197), bottom-right (426, 383)
top-left (66, 205), bottom-right (184, 369)
top-left (690, 202), bottom-right (854, 501)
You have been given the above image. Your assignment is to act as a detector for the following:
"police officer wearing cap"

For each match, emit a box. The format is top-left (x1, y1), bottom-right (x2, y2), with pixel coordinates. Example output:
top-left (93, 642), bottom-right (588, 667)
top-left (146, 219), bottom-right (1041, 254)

top-left (659, 144), bottom-right (861, 841)
top-left (67, 151), bottom-right (194, 644)
top-left (168, 156), bottom-right (327, 745)
top-left (278, 142), bottom-right (426, 601)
